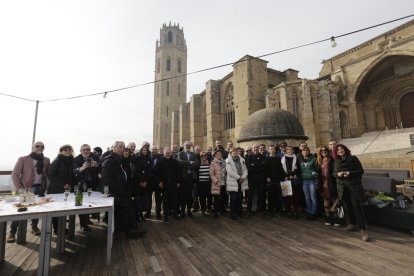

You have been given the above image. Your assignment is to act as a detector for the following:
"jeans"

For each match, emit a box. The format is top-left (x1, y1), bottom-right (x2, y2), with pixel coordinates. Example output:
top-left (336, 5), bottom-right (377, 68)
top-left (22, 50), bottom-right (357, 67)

top-left (302, 180), bottom-right (317, 215)
top-left (229, 191), bottom-right (243, 216)
top-left (10, 184), bottom-right (42, 233)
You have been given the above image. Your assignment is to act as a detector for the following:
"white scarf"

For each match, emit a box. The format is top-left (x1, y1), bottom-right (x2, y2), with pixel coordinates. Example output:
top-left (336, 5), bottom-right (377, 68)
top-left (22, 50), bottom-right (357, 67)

top-left (281, 153), bottom-right (297, 174)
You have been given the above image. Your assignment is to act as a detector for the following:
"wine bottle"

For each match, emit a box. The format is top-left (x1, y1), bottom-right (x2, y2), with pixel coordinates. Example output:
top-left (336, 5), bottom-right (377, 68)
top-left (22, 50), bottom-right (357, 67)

top-left (75, 188), bottom-right (83, 206)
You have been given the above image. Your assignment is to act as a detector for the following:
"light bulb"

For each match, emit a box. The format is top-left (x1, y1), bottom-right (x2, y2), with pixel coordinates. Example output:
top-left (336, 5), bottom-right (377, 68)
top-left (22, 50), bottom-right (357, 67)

top-left (331, 37), bottom-right (337, 48)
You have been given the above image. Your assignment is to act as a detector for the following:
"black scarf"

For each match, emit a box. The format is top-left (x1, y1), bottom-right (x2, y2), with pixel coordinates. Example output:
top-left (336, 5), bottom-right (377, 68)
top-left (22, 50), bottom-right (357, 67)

top-left (30, 152), bottom-right (44, 174)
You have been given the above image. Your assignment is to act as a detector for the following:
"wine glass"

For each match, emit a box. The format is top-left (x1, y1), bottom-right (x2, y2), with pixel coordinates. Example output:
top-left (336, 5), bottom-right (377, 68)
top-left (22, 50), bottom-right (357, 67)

top-left (74, 185), bottom-right (79, 194)
top-left (87, 188), bottom-right (92, 198)
top-left (11, 185), bottom-right (16, 197)
top-left (103, 186), bottom-right (109, 197)
top-left (64, 189), bottom-right (70, 207)
top-left (83, 183), bottom-right (87, 193)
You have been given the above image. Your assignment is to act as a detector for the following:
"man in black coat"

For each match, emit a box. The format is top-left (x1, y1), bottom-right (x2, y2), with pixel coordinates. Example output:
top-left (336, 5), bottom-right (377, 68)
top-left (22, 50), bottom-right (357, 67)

top-left (177, 141), bottom-right (199, 217)
top-left (265, 145), bottom-right (285, 217)
top-left (246, 144), bottom-right (267, 216)
top-left (74, 144), bottom-right (101, 230)
top-left (147, 146), bottom-right (163, 218)
top-left (155, 148), bottom-right (181, 222)
top-left (102, 141), bottom-right (144, 238)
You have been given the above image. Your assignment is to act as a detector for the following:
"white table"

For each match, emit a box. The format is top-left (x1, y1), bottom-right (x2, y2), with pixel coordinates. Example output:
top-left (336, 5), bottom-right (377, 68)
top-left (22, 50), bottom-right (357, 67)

top-left (0, 192), bottom-right (114, 276)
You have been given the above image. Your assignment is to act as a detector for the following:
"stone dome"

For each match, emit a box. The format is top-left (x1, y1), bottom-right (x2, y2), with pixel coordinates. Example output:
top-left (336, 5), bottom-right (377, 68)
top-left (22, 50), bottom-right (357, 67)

top-left (237, 108), bottom-right (308, 142)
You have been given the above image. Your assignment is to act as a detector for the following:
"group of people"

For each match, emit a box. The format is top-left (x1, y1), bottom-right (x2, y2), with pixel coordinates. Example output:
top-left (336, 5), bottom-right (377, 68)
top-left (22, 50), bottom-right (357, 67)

top-left (7, 138), bottom-right (370, 243)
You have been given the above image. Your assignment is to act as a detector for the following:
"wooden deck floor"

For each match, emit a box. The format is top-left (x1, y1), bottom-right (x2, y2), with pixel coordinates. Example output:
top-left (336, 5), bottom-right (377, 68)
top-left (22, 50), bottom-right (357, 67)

top-left (1, 212), bottom-right (414, 276)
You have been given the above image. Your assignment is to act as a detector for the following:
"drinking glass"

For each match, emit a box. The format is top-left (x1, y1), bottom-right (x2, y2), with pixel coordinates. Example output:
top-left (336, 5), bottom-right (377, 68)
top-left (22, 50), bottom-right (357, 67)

top-left (11, 185), bottom-right (16, 197)
top-left (87, 188), bottom-right (92, 197)
top-left (64, 189), bottom-right (70, 207)
top-left (18, 188), bottom-right (27, 203)
top-left (103, 186), bottom-right (109, 197)
top-left (74, 185), bottom-right (79, 194)
top-left (83, 183), bottom-right (87, 193)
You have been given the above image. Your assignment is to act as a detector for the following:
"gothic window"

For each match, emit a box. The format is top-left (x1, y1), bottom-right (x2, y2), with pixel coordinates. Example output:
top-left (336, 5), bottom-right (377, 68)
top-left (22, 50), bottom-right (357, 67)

top-left (166, 57), bottom-right (171, 71)
top-left (177, 59), bottom-right (182, 73)
top-left (157, 58), bottom-right (160, 73)
top-left (166, 81), bottom-right (169, 96)
top-left (168, 31), bottom-right (173, 43)
top-left (156, 84), bottom-right (159, 97)
top-left (166, 105), bottom-right (169, 117)
top-left (292, 90), bottom-right (299, 118)
top-left (178, 83), bottom-right (181, 97)
top-left (224, 83), bottom-right (235, 130)
top-left (164, 124), bottom-right (168, 139)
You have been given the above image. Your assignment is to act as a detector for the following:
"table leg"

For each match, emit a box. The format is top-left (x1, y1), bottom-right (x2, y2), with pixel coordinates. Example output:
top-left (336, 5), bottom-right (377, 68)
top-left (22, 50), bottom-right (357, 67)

top-left (68, 215), bottom-right (75, 239)
top-left (0, 222), bottom-right (6, 262)
top-left (56, 217), bottom-right (66, 254)
top-left (106, 208), bottom-right (113, 265)
top-left (16, 220), bottom-right (27, 244)
top-left (38, 215), bottom-right (51, 276)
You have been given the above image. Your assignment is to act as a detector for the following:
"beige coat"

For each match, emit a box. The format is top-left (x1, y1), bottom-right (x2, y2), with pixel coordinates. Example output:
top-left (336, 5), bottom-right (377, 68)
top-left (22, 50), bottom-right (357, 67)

top-left (209, 158), bottom-right (224, 195)
top-left (12, 155), bottom-right (50, 190)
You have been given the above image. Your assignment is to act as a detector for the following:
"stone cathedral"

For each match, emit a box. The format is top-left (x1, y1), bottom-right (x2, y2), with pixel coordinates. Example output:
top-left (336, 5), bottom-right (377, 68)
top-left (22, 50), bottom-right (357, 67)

top-left (153, 20), bottom-right (414, 151)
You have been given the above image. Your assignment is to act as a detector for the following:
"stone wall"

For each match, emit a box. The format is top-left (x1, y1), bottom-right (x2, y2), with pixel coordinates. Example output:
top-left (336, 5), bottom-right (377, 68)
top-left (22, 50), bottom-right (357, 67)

top-left (357, 148), bottom-right (414, 176)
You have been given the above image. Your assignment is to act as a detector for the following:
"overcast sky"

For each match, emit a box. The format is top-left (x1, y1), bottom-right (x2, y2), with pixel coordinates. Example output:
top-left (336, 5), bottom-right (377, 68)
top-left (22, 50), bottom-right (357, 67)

top-left (0, 0), bottom-right (413, 169)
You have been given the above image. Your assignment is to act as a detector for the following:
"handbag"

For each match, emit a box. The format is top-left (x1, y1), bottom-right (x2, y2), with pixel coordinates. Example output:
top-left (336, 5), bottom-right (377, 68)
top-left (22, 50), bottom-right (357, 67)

top-left (280, 180), bottom-right (293, 197)
top-left (335, 201), bottom-right (345, 219)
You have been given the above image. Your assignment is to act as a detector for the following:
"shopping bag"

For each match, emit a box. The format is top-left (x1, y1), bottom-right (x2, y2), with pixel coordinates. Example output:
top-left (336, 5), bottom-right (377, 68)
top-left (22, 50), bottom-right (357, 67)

top-left (280, 180), bottom-right (293, 197)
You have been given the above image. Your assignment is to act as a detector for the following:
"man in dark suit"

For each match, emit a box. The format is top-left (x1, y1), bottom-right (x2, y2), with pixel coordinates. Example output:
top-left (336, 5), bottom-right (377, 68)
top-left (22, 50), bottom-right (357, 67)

top-left (177, 141), bottom-right (199, 217)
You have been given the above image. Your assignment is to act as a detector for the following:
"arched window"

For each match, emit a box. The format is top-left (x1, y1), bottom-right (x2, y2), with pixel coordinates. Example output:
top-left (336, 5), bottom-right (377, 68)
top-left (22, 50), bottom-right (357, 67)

top-left (167, 31), bottom-right (173, 43)
top-left (177, 59), bottom-right (182, 73)
top-left (224, 83), bottom-right (235, 130)
top-left (157, 58), bottom-right (160, 73)
top-left (292, 90), bottom-right (299, 118)
top-left (166, 106), bottom-right (169, 117)
top-left (166, 57), bottom-right (171, 71)
top-left (166, 81), bottom-right (170, 96)
top-left (178, 83), bottom-right (181, 97)
top-left (156, 84), bottom-right (159, 97)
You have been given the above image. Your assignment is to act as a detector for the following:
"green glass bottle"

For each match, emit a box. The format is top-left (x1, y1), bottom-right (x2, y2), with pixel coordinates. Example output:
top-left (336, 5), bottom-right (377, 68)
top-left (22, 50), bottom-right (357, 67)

top-left (75, 189), bottom-right (83, 206)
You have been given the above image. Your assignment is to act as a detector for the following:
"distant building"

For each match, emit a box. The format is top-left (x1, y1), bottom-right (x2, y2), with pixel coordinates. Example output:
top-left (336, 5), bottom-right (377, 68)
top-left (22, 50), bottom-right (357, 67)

top-left (153, 20), bottom-right (414, 150)
top-left (153, 22), bottom-right (187, 147)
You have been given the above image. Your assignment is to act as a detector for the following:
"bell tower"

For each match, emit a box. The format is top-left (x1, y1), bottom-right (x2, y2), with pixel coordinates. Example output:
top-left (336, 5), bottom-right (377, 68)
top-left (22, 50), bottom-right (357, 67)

top-left (153, 22), bottom-right (187, 147)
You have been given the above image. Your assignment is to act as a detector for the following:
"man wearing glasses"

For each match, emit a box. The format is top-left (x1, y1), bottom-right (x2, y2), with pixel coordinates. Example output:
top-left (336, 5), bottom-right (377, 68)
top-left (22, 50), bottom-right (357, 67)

top-left (74, 144), bottom-right (101, 230)
top-left (8, 141), bottom-right (50, 243)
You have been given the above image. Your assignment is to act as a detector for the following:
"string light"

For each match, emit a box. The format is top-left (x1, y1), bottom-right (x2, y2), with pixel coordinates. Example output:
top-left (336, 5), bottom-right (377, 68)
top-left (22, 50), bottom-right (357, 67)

top-left (1, 14), bottom-right (413, 103)
top-left (331, 37), bottom-right (337, 48)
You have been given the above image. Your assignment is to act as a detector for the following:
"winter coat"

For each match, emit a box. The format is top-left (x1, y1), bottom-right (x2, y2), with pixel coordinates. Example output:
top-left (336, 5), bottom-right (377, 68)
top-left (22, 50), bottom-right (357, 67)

top-left (73, 153), bottom-right (100, 190)
top-left (209, 158), bottom-right (225, 195)
top-left (333, 155), bottom-right (364, 200)
top-left (177, 151), bottom-right (199, 180)
top-left (316, 158), bottom-right (337, 199)
top-left (154, 157), bottom-right (181, 191)
top-left (225, 156), bottom-right (248, 192)
top-left (102, 152), bottom-right (133, 207)
top-left (265, 155), bottom-right (284, 184)
top-left (246, 154), bottom-right (266, 183)
top-left (299, 154), bottom-right (317, 180)
top-left (48, 155), bottom-right (75, 194)
top-left (134, 154), bottom-right (152, 183)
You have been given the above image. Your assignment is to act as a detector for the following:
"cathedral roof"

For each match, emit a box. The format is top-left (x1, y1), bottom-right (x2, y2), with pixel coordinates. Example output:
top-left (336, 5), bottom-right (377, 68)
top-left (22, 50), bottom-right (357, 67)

top-left (237, 108), bottom-right (308, 142)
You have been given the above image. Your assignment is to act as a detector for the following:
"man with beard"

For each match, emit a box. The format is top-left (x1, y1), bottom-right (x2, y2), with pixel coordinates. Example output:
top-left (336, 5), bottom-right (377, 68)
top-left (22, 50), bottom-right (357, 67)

top-left (74, 144), bottom-right (101, 230)
top-left (214, 140), bottom-right (228, 159)
top-left (155, 148), bottom-right (181, 222)
top-left (8, 141), bottom-right (50, 243)
top-left (177, 141), bottom-right (199, 217)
